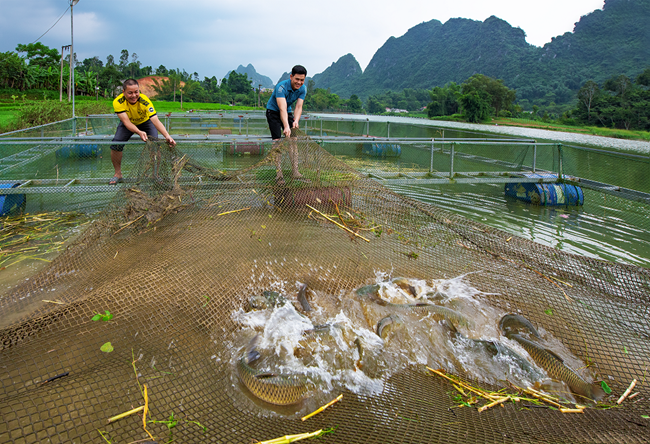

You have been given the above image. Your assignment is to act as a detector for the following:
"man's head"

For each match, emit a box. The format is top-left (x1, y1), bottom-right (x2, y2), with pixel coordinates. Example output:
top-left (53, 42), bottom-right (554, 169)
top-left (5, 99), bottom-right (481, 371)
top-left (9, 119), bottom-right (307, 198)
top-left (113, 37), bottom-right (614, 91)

top-left (122, 79), bottom-right (140, 104)
top-left (290, 65), bottom-right (307, 90)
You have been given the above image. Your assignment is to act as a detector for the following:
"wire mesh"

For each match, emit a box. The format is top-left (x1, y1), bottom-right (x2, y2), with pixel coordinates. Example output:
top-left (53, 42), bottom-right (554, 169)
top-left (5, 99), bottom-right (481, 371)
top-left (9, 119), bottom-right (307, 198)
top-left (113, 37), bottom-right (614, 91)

top-left (1, 130), bottom-right (649, 443)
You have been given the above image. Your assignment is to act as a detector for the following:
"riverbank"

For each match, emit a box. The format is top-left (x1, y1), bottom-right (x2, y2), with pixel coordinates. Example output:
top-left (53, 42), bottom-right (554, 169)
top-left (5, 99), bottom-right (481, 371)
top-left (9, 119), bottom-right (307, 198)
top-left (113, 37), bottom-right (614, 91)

top-left (311, 113), bottom-right (650, 154)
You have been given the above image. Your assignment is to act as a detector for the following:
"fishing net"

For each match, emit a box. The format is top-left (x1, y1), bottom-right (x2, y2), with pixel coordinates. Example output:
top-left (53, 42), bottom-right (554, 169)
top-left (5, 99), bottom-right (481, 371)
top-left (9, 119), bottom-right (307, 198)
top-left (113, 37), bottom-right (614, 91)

top-left (1, 130), bottom-right (648, 444)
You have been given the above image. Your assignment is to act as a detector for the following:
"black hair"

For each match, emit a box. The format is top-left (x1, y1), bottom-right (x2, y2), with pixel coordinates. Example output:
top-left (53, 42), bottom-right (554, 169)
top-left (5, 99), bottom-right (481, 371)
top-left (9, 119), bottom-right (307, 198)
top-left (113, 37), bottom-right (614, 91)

top-left (291, 65), bottom-right (307, 76)
top-left (123, 78), bottom-right (139, 89)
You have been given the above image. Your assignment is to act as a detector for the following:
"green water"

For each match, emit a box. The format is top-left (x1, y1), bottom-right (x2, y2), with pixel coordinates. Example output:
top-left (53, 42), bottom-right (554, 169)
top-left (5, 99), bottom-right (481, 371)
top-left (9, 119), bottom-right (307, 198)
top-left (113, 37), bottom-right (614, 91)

top-left (2, 130), bottom-right (649, 268)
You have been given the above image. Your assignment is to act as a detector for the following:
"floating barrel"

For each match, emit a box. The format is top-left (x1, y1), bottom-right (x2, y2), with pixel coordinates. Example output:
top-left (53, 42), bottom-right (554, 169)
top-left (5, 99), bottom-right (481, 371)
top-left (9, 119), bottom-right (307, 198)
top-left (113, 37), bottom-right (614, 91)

top-left (56, 144), bottom-right (99, 159)
top-left (225, 142), bottom-right (263, 156)
top-left (0, 183), bottom-right (26, 216)
top-left (362, 143), bottom-right (401, 158)
top-left (505, 174), bottom-right (583, 206)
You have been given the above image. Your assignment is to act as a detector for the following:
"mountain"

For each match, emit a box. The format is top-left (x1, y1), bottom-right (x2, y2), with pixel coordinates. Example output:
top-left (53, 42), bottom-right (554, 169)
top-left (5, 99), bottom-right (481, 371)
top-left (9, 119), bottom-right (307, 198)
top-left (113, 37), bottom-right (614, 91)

top-left (312, 0), bottom-right (650, 105)
top-left (229, 64), bottom-right (274, 89)
top-left (312, 54), bottom-right (362, 96)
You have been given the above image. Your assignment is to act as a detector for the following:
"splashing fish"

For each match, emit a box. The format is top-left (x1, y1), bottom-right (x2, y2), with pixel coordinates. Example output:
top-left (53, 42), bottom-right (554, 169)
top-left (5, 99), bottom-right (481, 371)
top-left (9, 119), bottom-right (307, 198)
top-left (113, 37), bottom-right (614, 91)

top-left (237, 335), bottom-right (312, 405)
top-left (499, 314), bottom-right (605, 402)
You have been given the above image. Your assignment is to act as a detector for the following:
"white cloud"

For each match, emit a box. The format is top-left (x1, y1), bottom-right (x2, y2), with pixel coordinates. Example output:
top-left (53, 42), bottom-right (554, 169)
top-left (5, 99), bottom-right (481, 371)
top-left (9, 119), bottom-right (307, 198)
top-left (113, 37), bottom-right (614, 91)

top-left (0, 0), bottom-right (606, 82)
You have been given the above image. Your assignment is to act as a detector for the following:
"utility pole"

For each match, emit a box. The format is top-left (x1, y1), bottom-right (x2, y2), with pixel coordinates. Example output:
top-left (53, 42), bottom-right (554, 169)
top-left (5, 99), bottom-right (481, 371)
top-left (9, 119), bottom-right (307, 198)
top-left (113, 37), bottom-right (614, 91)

top-left (70, 0), bottom-right (80, 117)
top-left (60, 45), bottom-right (71, 102)
top-left (258, 84), bottom-right (262, 108)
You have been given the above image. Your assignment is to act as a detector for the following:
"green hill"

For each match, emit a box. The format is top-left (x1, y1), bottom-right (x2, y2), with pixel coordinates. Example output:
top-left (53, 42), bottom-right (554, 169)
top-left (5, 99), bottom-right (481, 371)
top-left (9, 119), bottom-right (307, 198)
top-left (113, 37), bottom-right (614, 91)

top-left (313, 0), bottom-right (650, 106)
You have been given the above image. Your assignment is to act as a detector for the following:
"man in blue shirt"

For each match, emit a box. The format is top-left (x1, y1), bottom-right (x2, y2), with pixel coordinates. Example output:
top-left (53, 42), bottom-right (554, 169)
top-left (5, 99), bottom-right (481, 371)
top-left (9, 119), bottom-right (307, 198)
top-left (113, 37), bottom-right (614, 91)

top-left (266, 65), bottom-right (307, 184)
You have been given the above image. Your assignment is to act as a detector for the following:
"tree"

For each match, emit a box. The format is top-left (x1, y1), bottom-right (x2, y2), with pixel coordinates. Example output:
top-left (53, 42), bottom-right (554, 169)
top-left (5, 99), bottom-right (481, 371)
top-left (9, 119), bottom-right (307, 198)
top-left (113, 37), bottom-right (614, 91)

top-left (15, 43), bottom-right (59, 68)
top-left (347, 94), bottom-right (363, 113)
top-left (106, 54), bottom-right (115, 67)
top-left (119, 49), bottom-right (129, 69)
top-left (366, 96), bottom-right (385, 114)
top-left (226, 71), bottom-right (252, 94)
top-left (156, 65), bottom-right (168, 75)
top-left (81, 56), bottom-right (103, 73)
top-left (461, 74), bottom-right (516, 117)
top-left (637, 67), bottom-right (650, 87)
top-left (427, 82), bottom-right (460, 117)
top-left (576, 80), bottom-right (600, 121)
top-left (459, 90), bottom-right (491, 123)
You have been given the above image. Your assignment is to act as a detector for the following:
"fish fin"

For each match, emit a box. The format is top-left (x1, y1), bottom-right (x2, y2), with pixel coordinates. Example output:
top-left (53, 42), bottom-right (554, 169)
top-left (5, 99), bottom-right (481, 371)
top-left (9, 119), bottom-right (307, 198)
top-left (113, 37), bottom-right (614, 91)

top-left (543, 348), bottom-right (565, 363)
top-left (245, 334), bottom-right (261, 364)
top-left (254, 372), bottom-right (278, 379)
top-left (589, 383), bottom-right (607, 402)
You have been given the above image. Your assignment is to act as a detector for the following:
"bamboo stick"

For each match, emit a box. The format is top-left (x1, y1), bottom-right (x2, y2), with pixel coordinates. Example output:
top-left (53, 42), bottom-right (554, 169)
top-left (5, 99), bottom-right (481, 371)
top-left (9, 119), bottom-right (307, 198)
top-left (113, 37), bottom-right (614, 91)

top-left (216, 207), bottom-right (251, 216)
top-left (301, 395), bottom-right (343, 421)
top-left (478, 396), bottom-right (510, 413)
top-left (617, 379), bottom-right (637, 404)
top-left (107, 406), bottom-right (144, 423)
top-left (306, 205), bottom-right (370, 242)
top-left (427, 367), bottom-right (500, 401)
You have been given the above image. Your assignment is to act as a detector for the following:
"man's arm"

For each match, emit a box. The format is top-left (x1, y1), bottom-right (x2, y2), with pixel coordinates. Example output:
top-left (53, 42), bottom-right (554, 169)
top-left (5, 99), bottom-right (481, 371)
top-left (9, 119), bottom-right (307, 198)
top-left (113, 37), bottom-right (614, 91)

top-left (117, 113), bottom-right (147, 141)
top-left (292, 99), bottom-right (304, 129)
top-left (276, 97), bottom-right (292, 138)
top-left (150, 115), bottom-right (176, 147)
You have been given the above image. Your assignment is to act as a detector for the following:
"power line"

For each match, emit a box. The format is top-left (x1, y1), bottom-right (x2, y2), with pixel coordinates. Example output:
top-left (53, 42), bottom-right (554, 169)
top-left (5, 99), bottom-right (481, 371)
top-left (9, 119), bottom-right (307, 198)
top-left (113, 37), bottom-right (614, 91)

top-left (31, 6), bottom-right (71, 44)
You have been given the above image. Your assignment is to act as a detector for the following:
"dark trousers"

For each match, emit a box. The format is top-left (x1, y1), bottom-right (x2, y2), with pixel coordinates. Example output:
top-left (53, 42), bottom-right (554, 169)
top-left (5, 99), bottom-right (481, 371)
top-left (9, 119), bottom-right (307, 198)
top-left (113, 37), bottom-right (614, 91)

top-left (110, 119), bottom-right (158, 152)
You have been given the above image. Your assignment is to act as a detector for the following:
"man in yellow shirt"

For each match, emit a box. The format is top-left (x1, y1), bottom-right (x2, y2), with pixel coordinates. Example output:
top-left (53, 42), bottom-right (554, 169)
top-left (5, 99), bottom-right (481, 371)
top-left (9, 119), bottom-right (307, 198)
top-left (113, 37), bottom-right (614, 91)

top-left (109, 79), bottom-right (176, 184)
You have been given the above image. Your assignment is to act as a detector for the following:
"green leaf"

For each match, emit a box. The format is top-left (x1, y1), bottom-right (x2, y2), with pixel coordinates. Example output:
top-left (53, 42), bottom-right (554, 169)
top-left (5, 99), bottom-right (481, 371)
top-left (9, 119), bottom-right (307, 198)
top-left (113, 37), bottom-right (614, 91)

top-left (642, 415), bottom-right (649, 419)
top-left (544, 308), bottom-right (553, 316)
top-left (624, 346), bottom-right (628, 354)
top-left (261, 225), bottom-right (266, 229)
top-left (100, 342), bottom-right (114, 353)
top-left (601, 381), bottom-right (612, 394)
top-left (91, 314), bottom-right (102, 321)
top-left (104, 313), bottom-right (113, 321)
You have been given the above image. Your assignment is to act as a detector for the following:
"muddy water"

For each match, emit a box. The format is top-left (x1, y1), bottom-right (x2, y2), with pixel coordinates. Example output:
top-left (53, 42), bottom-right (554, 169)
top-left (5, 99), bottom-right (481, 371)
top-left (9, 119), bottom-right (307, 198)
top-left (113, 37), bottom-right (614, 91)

top-left (225, 274), bottom-right (597, 417)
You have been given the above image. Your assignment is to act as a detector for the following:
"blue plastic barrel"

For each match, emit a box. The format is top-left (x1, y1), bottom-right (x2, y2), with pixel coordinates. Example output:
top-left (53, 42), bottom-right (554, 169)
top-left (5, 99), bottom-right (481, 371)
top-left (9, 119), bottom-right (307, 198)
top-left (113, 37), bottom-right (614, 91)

top-left (362, 143), bottom-right (401, 157)
top-left (0, 183), bottom-right (26, 216)
top-left (505, 174), bottom-right (584, 206)
top-left (56, 144), bottom-right (99, 159)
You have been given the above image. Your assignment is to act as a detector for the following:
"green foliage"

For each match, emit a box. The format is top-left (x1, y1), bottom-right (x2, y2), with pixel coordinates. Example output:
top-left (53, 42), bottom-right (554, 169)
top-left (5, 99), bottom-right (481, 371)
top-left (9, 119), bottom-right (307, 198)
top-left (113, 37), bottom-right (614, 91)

top-left (427, 82), bottom-right (460, 117)
top-left (100, 342), bottom-right (114, 353)
top-left (226, 71), bottom-right (253, 95)
top-left (0, 100), bottom-right (111, 133)
top-left (15, 43), bottom-right (60, 68)
top-left (571, 71), bottom-right (650, 130)
top-left (91, 310), bottom-right (113, 322)
top-left (459, 89), bottom-right (491, 122)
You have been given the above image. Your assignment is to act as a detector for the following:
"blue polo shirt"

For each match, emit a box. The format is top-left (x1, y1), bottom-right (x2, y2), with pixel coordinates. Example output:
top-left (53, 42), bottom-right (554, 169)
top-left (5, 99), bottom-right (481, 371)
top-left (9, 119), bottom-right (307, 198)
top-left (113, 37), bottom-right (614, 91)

top-left (266, 79), bottom-right (306, 113)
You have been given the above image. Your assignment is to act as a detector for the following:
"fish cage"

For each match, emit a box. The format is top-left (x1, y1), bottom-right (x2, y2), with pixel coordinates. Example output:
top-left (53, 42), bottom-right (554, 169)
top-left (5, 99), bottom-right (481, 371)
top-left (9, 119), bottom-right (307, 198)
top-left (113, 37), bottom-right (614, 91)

top-left (1, 116), bottom-right (650, 444)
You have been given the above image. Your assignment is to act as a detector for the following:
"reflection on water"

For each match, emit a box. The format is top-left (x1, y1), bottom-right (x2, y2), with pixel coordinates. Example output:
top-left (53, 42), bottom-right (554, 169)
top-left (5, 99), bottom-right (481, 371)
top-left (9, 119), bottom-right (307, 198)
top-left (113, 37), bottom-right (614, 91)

top-left (387, 182), bottom-right (650, 267)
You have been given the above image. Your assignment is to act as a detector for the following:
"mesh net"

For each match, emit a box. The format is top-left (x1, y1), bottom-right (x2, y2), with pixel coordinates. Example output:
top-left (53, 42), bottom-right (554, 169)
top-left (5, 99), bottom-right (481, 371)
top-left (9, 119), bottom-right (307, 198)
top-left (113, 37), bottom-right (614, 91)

top-left (1, 130), bottom-right (649, 443)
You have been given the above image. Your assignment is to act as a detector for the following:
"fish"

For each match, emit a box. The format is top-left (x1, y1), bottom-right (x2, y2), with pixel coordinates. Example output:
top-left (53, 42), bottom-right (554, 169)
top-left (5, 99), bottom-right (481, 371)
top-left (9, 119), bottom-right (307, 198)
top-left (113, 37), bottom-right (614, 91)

top-left (297, 283), bottom-right (312, 312)
top-left (376, 314), bottom-right (404, 338)
top-left (237, 335), bottom-right (311, 406)
top-left (498, 313), bottom-right (541, 339)
top-left (498, 314), bottom-right (603, 401)
top-left (443, 321), bottom-right (543, 380)
top-left (507, 332), bottom-right (605, 402)
top-left (354, 337), bottom-right (364, 361)
top-left (356, 284), bottom-right (473, 329)
top-left (391, 277), bottom-right (417, 297)
top-left (248, 290), bottom-right (286, 310)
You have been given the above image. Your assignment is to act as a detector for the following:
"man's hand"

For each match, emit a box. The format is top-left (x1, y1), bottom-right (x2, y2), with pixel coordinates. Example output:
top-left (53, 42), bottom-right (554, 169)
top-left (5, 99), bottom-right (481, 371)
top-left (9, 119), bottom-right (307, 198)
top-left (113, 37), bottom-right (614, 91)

top-left (283, 126), bottom-right (292, 137)
top-left (138, 131), bottom-right (148, 142)
top-left (292, 120), bottom-right (300, 129)
top-left (166, 135), bottom-right (177, 147)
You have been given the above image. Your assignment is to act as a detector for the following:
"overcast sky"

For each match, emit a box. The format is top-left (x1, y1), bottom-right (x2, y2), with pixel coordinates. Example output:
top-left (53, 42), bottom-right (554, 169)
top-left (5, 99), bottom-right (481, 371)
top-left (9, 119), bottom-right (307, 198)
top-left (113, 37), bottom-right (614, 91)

top-left (0, 0), bottom-right (605, 83)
